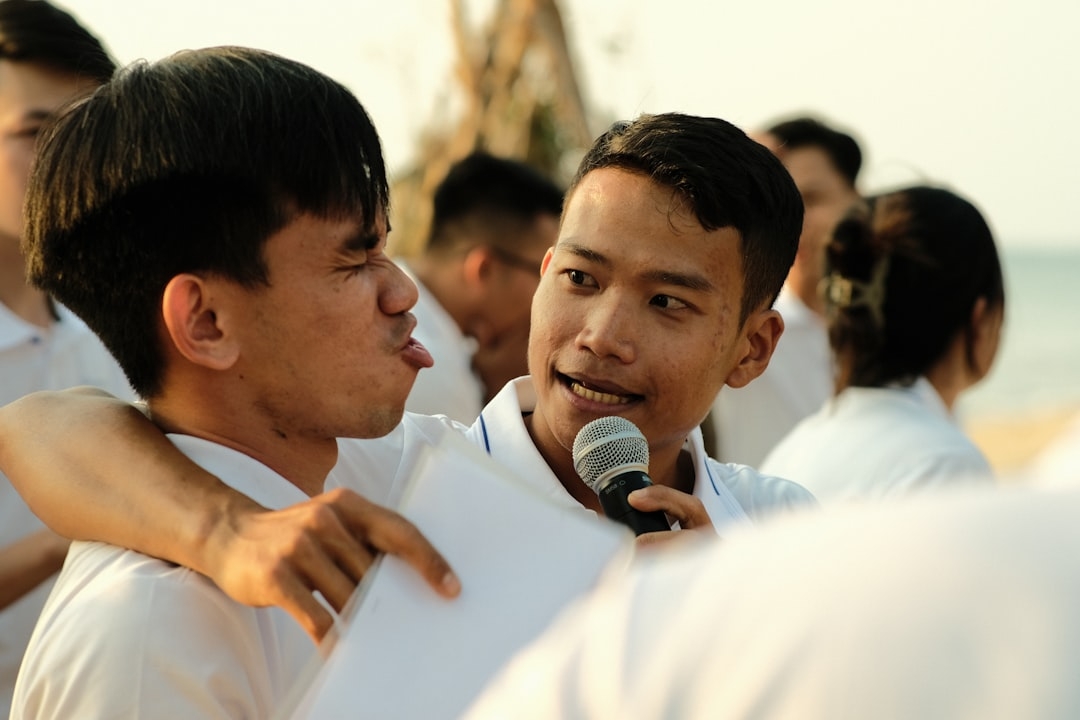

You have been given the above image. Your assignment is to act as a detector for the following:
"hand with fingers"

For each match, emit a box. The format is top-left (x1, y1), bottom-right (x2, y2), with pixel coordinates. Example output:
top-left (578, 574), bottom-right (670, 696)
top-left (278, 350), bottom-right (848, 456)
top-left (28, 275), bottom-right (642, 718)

top-left (202, 487), bottom-right (460, 642)
top-left (627, 485), bottom-right (715, 550)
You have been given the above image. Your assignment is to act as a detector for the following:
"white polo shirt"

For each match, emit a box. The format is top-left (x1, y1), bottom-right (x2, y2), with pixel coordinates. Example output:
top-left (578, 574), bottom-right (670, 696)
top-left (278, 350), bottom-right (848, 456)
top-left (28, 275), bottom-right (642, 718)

top-left (397, 261), bottom-right (485, 423)
top-left (11, 435), bottom-right (314, 720)
top-left (710, 287), bottom-right (832, 466)
top-left (761, 376), bottom-right (994, 502)
top-left (466, 378), bottom-right (816, 533)
top-left (0, 302), bottom-right (133, 718)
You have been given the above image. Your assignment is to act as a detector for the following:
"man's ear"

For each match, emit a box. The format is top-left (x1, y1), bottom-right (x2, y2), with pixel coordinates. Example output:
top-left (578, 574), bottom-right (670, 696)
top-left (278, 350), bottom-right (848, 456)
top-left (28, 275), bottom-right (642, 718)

top-left (161, 274), bottom-right (240, 370)
top-left (725, 309), bottom-right (785, 389)
top-left (461, 245), bottom-right (496, 287)
top-left (539, 246), bottom-right (555, 276)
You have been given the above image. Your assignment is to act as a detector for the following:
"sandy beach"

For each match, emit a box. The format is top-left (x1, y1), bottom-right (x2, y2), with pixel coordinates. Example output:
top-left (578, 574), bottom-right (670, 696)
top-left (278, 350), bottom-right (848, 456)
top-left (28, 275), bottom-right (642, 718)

top-left (965, 404), bottom-right (1080, 483)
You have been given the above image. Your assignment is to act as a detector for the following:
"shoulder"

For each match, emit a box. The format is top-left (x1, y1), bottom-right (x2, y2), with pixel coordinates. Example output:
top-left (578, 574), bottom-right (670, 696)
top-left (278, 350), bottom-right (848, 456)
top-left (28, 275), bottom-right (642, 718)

top-left (707, 458), bottom-right (818, 519)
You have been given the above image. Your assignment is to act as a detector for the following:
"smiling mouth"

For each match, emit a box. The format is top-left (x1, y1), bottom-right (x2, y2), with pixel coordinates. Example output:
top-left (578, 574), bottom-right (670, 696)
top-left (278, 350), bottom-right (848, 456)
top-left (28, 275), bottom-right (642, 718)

top-left (562, 374), bottom-right (640, 406)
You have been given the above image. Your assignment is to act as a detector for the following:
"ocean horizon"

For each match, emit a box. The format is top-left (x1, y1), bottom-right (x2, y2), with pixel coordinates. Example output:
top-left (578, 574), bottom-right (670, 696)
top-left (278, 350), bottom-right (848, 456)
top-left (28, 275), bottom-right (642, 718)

top-left (958, 244), bottom-right (1080, 423)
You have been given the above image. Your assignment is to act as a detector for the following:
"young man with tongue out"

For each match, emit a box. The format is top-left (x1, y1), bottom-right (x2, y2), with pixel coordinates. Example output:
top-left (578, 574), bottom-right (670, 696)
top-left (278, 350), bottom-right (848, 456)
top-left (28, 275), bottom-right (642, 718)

top-left (8, 47), bottom-right (457, 718)
top-left (0, 113), bottom-right (814, 643)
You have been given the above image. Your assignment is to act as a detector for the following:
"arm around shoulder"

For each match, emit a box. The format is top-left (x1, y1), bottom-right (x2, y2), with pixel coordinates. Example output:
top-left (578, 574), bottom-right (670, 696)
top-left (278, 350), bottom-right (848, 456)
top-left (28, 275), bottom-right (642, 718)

top-left (0, 386), bottom-right (249, 573)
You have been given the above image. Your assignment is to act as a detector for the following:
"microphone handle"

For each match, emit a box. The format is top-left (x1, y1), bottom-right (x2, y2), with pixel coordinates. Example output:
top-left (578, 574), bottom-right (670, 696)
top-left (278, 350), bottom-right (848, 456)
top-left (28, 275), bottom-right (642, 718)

top-left (596, 470), bottom-right (671, 536)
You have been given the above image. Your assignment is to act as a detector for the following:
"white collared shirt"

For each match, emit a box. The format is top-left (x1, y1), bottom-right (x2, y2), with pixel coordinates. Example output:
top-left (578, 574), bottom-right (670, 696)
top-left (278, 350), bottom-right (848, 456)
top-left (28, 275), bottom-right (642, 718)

top-left (0, 301), bottom-right (132, 407)
top-left (467, 378), bottom-right (815, 534)
top-left (397, 261), bottom-right (485, 424)
top-left (761, 376), bottom-right (994, 502)
top-left (0, 302), bottom-right (133, 717)
top-left (12, 436), bottom-right (314, 720)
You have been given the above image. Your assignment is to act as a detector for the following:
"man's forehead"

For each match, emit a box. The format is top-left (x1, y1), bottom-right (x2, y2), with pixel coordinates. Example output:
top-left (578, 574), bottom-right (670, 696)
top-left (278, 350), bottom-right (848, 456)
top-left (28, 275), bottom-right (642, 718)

top-left (560, 184), bottom-right (708, 244)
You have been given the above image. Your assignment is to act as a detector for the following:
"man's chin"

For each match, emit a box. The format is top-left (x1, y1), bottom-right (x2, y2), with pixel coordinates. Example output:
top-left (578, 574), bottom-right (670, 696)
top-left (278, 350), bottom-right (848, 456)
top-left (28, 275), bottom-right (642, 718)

top-left (345, 407), bottom-right (407, 440)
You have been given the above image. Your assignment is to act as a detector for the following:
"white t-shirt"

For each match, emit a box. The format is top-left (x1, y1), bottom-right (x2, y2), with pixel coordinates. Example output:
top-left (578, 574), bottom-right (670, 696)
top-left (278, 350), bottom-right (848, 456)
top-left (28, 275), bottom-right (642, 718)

top-left (761, 376), bottom-right (993, 502)
top-left (465, 486), bottom-right (1080, 720)
top-left (397, 261), bottom-right (485, 423)
top-left (0, 302), bottom-right (133, 717)
top-left (11, 435), bottom-right (314, 720)
top-left (710, 287), bottom-right (832, 466)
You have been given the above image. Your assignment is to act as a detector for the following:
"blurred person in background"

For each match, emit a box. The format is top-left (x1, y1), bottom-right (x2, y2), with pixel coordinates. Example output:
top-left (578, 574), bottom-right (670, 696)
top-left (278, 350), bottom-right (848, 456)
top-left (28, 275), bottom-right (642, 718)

top-left (400, 151), bottom-right (563, 422)
top-left (0, 1), bottom-right (129, 713)
top-left (708, 117), bottom-right (862, 466)
top-left (760, 185), bottom-right (1004, 501)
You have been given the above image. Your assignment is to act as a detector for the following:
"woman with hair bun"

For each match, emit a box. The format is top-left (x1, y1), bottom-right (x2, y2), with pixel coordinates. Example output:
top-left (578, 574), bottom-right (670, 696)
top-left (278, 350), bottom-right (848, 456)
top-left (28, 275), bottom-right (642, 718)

top-left (761, 185), bottom-right (1005, 502)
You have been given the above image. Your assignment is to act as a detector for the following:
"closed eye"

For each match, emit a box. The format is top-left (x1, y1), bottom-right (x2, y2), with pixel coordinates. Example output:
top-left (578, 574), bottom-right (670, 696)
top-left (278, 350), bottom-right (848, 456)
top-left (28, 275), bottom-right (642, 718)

top-left (12, 125), bottom-right (42, 139)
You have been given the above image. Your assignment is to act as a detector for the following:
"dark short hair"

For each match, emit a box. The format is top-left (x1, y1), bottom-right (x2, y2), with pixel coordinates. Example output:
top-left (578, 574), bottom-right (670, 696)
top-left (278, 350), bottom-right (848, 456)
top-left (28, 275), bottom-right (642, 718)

top-left (767, 116), bottom-right (862, 188)
top-left (826, 185), bottom-right (1005, 389)
top-left (24, 46), bottom-right (389, 398)
top-left (570, 113), bottom-right (803, 323)
top-left (0, 0), bottom-right (115, 81)
top-left (427, 151), bottom-right (563, 255)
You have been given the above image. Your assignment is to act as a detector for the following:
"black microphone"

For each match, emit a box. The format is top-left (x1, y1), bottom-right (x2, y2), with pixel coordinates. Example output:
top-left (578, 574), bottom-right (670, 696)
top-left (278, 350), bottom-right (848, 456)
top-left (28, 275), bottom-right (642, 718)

top-left (572, 416), bottom-right (671, 536)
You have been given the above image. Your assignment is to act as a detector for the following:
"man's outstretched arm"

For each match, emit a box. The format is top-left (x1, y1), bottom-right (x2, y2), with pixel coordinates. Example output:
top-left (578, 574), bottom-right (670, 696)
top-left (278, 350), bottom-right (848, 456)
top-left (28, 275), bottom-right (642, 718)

top-left (0, 388), bottom-right (459, 640)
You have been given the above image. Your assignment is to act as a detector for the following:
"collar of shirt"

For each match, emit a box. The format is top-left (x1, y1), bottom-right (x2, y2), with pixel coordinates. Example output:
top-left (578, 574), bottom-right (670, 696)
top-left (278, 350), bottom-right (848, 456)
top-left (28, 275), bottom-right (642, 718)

top-left (830, 376), bottom-right (956, 425)
top-left (165, 434), bottom-right (312, 510)
top-left (904, 375), bottom-right (956, 422)
top-left (471, 377), bottom-right (749, 530)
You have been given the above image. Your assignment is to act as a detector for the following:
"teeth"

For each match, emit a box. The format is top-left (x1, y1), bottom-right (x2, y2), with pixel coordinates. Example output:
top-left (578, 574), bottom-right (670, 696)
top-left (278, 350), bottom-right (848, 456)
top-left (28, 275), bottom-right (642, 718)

top-left (571, 381), bottom-right (631, 405)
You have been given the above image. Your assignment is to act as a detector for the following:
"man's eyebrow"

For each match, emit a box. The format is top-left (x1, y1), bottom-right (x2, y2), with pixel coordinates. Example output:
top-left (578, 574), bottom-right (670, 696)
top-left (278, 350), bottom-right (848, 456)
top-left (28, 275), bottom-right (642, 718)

top-left (643, 269), bottom-right (715, 293)
top-left (19, 110), bottom-right (52, 124)
top-left (557, 241), bottom-right (715, 292)
top-left (556, 241), bottom-right (610, 266)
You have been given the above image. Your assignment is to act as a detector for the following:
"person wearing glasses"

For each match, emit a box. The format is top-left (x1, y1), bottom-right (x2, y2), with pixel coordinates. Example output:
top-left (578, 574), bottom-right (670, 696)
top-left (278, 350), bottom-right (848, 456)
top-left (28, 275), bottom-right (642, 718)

top-left (399, 152), bottom-right (563, 422)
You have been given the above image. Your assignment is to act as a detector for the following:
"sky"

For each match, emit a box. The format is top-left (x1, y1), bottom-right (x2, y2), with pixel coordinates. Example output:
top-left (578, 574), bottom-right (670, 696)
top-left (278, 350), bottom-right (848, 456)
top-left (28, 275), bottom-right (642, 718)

top-left (58, 0), bottom-right (1080, 248)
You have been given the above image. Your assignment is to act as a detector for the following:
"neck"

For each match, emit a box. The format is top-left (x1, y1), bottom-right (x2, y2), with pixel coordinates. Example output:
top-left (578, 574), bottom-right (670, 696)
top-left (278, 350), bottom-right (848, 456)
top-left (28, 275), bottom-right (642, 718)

top-left (924, 328), bottom-right (984, 412)
top-left (149, 387), bottom-right (336, 498)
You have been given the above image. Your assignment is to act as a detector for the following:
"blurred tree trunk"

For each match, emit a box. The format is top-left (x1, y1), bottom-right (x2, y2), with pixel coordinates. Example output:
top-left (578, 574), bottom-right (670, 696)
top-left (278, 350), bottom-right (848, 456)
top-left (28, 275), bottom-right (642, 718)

top-left (389, 0), bottom-right (592, 257)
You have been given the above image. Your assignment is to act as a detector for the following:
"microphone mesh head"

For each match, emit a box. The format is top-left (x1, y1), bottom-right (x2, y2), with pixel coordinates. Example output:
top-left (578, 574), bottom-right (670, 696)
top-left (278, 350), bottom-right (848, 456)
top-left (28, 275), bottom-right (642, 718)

top-left (572, 416), bottom-right (649, 490)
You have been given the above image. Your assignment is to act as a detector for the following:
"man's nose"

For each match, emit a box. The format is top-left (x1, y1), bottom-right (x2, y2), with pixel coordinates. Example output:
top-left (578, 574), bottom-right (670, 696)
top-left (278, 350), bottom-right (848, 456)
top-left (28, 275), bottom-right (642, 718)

top-left (381, 260), bottom-right (419, 315)
top-left (576, 293), bottom-right (636, 363)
